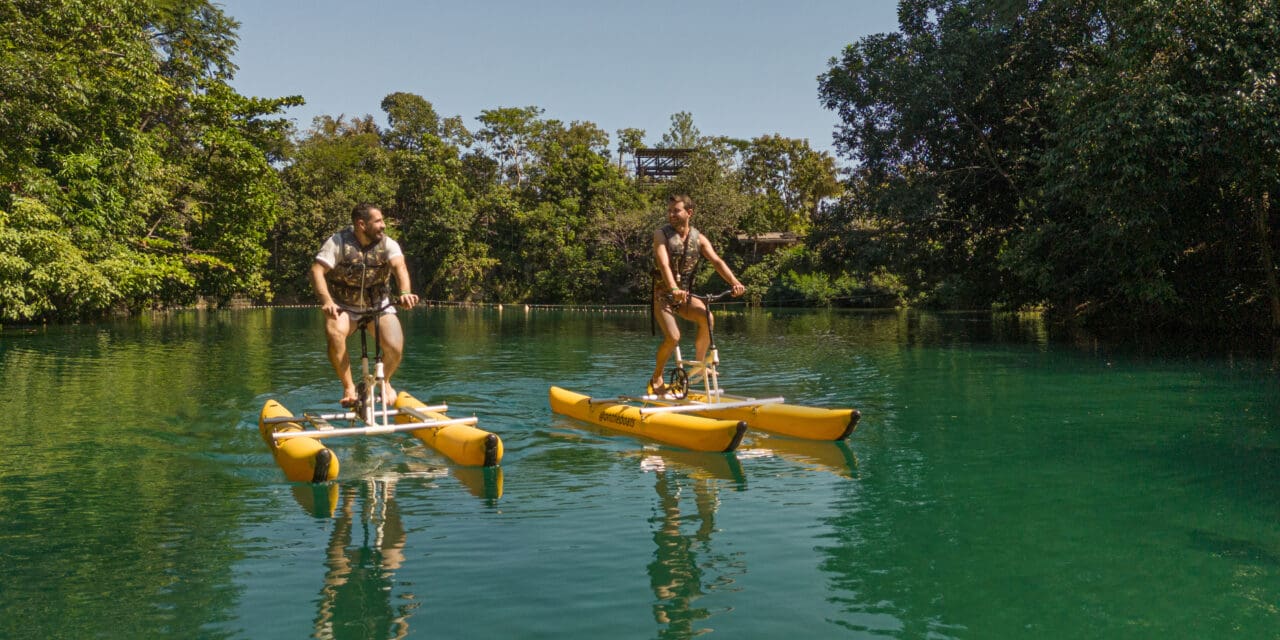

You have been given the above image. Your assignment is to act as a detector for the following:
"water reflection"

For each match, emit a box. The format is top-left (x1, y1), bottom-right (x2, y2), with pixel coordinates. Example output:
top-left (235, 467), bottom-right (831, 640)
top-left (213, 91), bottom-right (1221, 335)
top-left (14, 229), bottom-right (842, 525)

top-left (292, 483), bottom-right (340, 518)
top-left (313, 477), bottom-right (418, 639)
top-left (640, 452), bottom-right (745, 639)
top-left (7, 305), bottom-right (1277, 638)
top-left (451, 466), bottom-right (504, 503)
top-left (630, 449), bottom-right (745, 485)
top-left (739, 436), bottom-right (860, 478)
top-left (287, 462), bottom-right (502, 517)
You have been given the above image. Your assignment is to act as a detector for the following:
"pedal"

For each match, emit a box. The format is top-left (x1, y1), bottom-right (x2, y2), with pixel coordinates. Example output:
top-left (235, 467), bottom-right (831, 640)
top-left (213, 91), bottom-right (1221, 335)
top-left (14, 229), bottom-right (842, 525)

top-left (303, 412), bottom-right (335, 431)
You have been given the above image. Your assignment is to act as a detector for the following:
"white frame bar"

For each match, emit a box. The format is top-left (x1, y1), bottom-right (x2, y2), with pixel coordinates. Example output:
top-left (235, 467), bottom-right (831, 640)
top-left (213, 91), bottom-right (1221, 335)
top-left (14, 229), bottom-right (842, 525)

top-left (637, 397), bottom-right (785, 415)
top-left (397, 404), bottom-right (452, 422)
top-left (262, 404), bottom-right (449, 425)
top-left (272, 416), bottom-right (478, 441)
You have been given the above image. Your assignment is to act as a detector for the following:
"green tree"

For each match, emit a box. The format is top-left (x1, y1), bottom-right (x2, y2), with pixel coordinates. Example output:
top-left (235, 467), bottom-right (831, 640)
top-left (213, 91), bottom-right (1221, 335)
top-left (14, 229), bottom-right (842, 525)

top-left (272, 115), bottom-right (395, 301)
top-left (1, 1), bottom-right (165, 319)
top-left (739, 135), bottom-right (842, 233)
top-left (380, 91), bottom-right (441, 152)
top-left (475, 106), bottom-right (544, 187)
top-left (819, 0), bottom-right (1280, 331)
top-left (818, 0), bottom-right (1087, 308)
top-left (0, 0), bottom-right (297, 320)
top-left (180, 83), bottom-right (300, 302)
top-left (509, 119), bottom-right (636, 302)
top-left (616, 127), bottom-right (647, 168)
top-left (386, 100), bottom-right (493, 300)
top-left (659, 111), bottom-right (703, 149)
top-left (1012, 0), bottom-right (1280, 330)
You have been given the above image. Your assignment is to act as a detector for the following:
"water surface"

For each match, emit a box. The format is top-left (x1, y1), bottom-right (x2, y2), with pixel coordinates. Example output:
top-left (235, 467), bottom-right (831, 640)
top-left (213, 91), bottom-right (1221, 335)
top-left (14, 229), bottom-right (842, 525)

top-left (1, 307), bottom-right (1276, 638)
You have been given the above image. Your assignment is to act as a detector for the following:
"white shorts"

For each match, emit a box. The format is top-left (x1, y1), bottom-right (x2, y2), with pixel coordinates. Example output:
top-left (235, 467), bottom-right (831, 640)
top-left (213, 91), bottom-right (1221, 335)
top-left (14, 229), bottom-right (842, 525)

top-left (338, 301), bottom-right (397, 321)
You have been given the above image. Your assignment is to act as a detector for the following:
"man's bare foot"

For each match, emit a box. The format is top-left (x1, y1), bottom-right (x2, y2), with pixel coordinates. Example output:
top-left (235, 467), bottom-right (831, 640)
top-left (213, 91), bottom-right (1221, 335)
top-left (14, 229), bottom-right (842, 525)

top-left (339, 387), bottom-right (359, 407)
top-left (382, 381), bottom-right (397, 402)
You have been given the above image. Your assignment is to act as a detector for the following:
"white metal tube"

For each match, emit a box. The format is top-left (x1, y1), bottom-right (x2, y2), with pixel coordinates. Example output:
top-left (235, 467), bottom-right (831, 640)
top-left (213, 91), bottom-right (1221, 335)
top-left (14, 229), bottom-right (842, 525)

top-left (638, 397), bottom-right (785, 415)
top-left (262, 404), bottom-right (449, 424)
top-left (397, 404), bottom-right (457, 422)
top-left (273, 416), bottom-right (478, 440)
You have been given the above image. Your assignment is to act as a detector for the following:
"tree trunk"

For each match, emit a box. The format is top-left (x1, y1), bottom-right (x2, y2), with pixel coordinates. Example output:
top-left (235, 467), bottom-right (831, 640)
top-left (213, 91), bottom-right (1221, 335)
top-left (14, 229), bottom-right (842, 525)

top-left (1255, 191), bottom-right (1280, 332)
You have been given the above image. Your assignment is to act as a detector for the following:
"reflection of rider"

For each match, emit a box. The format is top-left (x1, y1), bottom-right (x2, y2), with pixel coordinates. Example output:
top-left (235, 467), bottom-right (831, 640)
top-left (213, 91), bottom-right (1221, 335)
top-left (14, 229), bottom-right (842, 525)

top-left (310, 204), bottom-right (420, 407)
top-left (648, 470), bottom-right (721, 637)
top-left (315, 479), bottom-right (413, 639)
top-left (650, 195), bottom-right (744, 396)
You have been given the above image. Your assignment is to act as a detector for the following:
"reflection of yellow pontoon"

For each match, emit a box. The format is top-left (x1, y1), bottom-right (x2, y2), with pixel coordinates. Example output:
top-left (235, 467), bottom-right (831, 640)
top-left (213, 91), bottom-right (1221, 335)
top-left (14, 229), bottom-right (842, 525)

top-left (291, 483), bottom-right (342, 518)
top-left (549, 386), bottom-right (746, 452)
top-left (627, 448), bottom-right (746, 484)
top-left (259, 391), bottom-right (502, 483)
top-left (450, 466), bottom-right (504, 502)
top-left (740, 435), bottom-right (860, 478)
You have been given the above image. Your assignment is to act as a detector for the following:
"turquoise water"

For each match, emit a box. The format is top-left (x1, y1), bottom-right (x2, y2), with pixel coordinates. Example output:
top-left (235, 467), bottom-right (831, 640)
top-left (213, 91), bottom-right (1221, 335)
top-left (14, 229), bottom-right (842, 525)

top-left (1, 307), bottom-right (1277, 638)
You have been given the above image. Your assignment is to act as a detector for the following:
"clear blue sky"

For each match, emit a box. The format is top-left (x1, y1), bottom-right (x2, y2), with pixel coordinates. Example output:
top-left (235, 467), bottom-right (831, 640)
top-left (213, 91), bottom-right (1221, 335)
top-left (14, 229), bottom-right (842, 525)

top-left (216, 1), bottom-right (900, 157)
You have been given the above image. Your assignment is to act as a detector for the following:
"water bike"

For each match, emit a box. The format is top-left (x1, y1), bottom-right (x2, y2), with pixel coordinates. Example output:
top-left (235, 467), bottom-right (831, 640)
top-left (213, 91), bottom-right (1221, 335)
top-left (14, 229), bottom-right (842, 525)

top-left (260, 298), bottom-right (502, 483)
top-left (627, 289), bottom-right (860, 441)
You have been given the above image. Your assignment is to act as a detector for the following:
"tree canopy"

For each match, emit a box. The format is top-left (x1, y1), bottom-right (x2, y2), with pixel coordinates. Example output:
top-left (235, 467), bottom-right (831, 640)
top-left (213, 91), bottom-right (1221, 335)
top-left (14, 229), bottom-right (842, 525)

top-left (5, 0), bottom-right (1277, 338)
top-left (0, 0), bottom-right (299, 320)
top-left (818, 0), bottom-right (1280, 331)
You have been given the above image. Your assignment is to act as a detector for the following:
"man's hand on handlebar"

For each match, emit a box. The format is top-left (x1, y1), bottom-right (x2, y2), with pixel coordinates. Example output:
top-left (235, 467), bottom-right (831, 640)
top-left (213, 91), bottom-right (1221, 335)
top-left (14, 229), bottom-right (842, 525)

top-left (397, 293), bottom-right (420, 309)
top-left (321, 300), bottom-right (342, 319)
top-left (694, 286), bottom-right (747, 303)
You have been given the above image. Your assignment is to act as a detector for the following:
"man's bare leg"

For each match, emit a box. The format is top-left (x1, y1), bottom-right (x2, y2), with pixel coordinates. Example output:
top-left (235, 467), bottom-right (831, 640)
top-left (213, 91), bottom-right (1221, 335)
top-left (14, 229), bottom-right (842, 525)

top-left (652, 302), bottom-right (682, 393)
top-left (377, 313), bottom-right (405, 401)
top-left (325, 312), bottom-right (358, 405)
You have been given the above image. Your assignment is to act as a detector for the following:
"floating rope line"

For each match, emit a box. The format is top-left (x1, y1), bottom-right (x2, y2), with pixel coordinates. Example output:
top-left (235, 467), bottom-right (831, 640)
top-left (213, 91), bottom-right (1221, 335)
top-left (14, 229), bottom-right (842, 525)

top-left (248, 294), bottom-right (896, 312)
top-left (248, 300), bottom-right (654, 314)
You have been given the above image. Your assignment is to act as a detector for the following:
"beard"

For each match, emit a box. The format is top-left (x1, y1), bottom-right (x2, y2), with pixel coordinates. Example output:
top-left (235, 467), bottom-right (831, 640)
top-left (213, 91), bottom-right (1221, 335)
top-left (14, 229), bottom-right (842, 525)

top-left (357, 224), bottom-right (384, 244)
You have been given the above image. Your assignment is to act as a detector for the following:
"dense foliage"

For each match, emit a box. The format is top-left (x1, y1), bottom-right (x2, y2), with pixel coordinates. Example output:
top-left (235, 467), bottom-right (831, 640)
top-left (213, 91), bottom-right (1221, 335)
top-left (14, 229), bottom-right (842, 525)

top-left (0, 0), bottom-right (299, 321)
top-left (818, 0), bottom-right (1280, 331)
top-left (4, 0), bottom-right (1277, 336)
top-left (261, 106), bottom-right (846, 308)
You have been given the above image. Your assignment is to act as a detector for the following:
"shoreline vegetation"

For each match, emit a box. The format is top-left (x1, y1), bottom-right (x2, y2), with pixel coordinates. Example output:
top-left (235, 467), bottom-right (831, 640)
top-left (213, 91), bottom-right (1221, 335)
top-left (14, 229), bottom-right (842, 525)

top-left (2, 0), bottom-right (1278, 340)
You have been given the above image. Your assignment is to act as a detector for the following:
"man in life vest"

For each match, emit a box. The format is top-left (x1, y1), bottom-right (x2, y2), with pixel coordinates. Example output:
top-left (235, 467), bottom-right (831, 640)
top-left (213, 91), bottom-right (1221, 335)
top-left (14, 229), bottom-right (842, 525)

top-left (649, 194), bottom-right (745, 395)
top-left (310, 203), bottom-right (420, 406)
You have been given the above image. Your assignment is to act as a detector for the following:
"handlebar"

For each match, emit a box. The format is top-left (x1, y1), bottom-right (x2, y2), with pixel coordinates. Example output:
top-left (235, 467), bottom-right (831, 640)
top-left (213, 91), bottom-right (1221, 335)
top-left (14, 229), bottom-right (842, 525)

top-left (689, 289), bottom-right (738, 303)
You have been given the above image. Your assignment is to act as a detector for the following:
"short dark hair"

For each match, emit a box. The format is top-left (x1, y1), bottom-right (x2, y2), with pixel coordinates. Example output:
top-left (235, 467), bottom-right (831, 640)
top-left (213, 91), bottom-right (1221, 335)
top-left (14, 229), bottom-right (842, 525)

top-left (351, 203), bottom-right (381, 224)
top-left (667, 194), bottom-right (695, 212)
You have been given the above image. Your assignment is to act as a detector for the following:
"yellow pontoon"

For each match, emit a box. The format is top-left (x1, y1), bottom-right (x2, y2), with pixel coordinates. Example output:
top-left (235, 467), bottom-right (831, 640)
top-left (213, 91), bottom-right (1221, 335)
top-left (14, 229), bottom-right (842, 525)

top-left (549, 386), bottom-right (746, 452)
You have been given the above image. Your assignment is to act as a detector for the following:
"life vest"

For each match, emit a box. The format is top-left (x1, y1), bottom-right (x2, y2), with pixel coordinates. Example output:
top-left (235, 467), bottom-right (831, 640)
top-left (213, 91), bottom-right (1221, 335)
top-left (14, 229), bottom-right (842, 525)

top-left (654, 224), bottom-right (701, 291)
top-left (320, 227), bottom-right (398, 310)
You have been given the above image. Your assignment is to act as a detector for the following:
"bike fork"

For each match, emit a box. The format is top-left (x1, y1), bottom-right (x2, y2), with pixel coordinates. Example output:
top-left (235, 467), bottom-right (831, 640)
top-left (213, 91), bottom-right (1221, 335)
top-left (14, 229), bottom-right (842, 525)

top-left (357, 324), bottom-right (383, 426)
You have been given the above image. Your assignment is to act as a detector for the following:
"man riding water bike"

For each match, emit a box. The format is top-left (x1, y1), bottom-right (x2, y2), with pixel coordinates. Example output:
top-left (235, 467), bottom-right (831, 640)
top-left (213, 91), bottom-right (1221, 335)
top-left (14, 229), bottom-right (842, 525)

top-left (310, 203), bottom-right (420, 407)
top-left (649, 194), bottom-right (745, 396)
